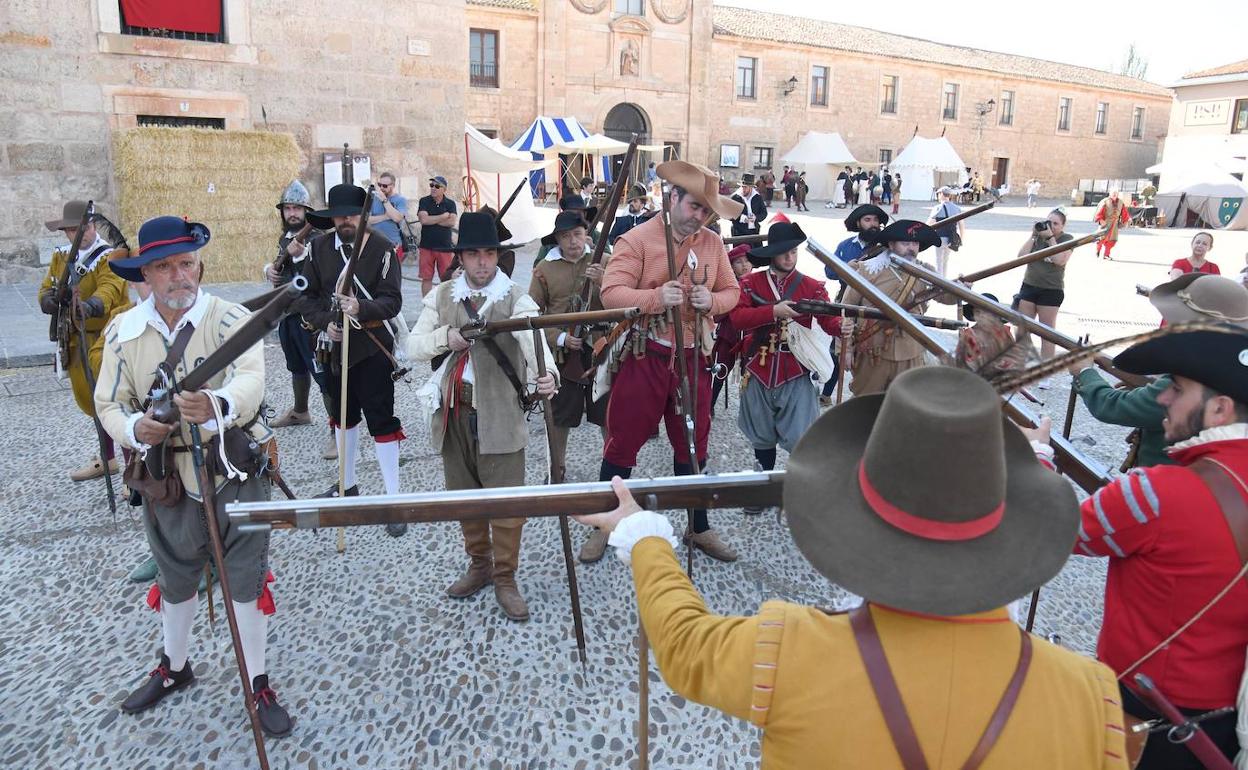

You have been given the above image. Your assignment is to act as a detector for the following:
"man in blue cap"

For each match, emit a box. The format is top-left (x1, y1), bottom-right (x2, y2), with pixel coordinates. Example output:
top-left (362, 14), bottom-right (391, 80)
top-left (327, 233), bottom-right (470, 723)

top-left (95, 215), bottom-right (292, 736)
top-left (416, 174), bottom-right (457, 296)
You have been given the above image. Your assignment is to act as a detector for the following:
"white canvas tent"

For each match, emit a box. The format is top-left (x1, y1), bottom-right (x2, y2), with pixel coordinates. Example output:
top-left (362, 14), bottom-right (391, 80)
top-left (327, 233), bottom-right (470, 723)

top-left (463, 123), bottom-right (548, 245)
top-left (779, 131), bottom-right (858, 200)
top-left (1155, 172), bottom-right (1248, 231)
top-left (891, 136), bottom-right (967, 201)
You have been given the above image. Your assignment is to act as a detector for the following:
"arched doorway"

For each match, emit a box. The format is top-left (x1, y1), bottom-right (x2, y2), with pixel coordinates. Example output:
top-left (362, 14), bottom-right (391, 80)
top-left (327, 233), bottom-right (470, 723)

top-left (604, 103), bottom-right (649, 181)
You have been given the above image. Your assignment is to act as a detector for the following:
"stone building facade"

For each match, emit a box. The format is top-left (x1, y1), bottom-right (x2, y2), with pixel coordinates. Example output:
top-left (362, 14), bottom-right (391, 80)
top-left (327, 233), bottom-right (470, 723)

top-left (1, 0), bottom-right (1172, 268)
top-left (1155, 59), bottom-right (1248, 190)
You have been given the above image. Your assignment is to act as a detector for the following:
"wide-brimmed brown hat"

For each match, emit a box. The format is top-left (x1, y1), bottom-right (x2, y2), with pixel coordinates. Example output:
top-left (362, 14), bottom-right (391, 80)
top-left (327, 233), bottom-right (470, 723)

top-left (1149, 273), bottom-right (1248, 330)
top-left (657, 160), bottom-right (745, 221)
top-left (783, 366), bottom-right (1079, 616)
top-left (45, 200), bottom-right (93, 231)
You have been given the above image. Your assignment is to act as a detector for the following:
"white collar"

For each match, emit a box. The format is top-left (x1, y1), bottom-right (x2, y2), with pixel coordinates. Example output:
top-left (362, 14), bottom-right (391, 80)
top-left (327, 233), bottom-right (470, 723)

top-left (860, 253), bottom-right (892, 275)
top-left (451, 268), bottom-right (513, 306)
top-left (1169, 423), bottom-right (1248, 452)
top-left (740, 190), bottom-right (756, 201)
top-left (71, 235), bottom-right (111, 271)
top-left (116, 289), bottom-right (210, 344)
top-left (544, 244), bottom-right (592, 262)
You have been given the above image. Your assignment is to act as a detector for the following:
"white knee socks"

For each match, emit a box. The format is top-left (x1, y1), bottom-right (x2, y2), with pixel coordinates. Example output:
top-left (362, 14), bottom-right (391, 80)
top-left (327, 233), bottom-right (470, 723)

top-left (375, 439), bottom-right (401, 495)
top-left (161, 594), bottom-right (198, 672)
top-left (233, 599), bottom-right (267, 681)
top-left (337, 425), bottom-right (360, 489)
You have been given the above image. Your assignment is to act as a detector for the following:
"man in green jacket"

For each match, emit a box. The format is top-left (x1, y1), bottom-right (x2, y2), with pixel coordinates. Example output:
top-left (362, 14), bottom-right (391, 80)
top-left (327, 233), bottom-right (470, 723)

top-left (1070, 273), bottom-right (1248, 467)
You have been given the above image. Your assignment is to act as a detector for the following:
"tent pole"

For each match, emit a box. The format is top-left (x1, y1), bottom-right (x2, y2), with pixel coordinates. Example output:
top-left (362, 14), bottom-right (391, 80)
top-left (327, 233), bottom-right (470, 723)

top-left (464, 132), bottom-right (474, 212)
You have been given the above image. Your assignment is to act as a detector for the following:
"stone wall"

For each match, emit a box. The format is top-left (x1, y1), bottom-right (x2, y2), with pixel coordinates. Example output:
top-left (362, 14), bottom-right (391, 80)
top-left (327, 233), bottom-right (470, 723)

top-left (705, 34), bottom-right (1171, 197)
top-left (0, 0), bottom-right (467, 269)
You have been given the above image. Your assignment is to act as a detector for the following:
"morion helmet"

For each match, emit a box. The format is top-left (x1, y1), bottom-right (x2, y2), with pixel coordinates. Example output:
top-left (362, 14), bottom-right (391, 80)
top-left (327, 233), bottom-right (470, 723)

top-left (276, 180), bottom-right (313, 210)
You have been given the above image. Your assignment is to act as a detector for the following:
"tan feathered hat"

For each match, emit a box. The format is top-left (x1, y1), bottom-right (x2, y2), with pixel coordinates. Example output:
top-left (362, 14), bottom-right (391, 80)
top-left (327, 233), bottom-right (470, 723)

top-left (656, 160), bottom-right (744, 221)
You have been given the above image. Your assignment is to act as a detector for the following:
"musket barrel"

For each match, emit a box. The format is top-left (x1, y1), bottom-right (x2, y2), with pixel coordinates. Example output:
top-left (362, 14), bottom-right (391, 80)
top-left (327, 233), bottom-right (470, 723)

top-left (950, 228), bottom-right (1106, 286)
top-left (460, 306), bottom-right (641, 340)
top-left (228, 471), bottom-right (784, 531)
top-left (792, 300), bottom-right (967, 329)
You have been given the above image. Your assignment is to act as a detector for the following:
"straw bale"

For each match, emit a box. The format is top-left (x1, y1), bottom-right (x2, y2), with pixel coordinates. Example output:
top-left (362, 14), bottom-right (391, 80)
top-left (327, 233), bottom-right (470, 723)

top-left (113, 127), bottom-right (303, 282)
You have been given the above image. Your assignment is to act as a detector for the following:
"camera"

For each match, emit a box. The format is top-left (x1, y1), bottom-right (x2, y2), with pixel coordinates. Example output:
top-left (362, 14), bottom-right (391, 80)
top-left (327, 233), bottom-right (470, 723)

top-left (1034, 221), bottom-right (1051, 232)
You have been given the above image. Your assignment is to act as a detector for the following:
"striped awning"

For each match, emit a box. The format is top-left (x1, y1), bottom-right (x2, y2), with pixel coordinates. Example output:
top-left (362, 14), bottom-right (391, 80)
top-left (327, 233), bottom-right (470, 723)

top-left (510, 115), bottom-right (591, 153)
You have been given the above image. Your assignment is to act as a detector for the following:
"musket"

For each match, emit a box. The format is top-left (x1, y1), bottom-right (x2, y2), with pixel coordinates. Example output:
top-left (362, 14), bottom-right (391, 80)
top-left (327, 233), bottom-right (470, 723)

top-left (273, 221), bottom-right (314, 277)
top-left (460, 307), bottom-right (640, 341)
top-left (144, 277), bottom-right (308, 480)
top-left (561, 135), bottom-right (639, 384)
top-left (495, 175), bottom-right (529, 222)
top-left (1135, 284), bottom-right (1152, 298)
top-left (74, 293), bottom-right (118, 525)
top-left (333, 184), bottom-right (375, 554)
top-left (721, 233), bottom-right (766, 246)
top-left (1125, 674), bottom-right (1235, 770)
top-left (881, 255), bottom-right (1152, 389)
top-left (187, 421), bottom-right (271, 770)
top-left (50, 201), bottom-right (95, 374)
top-left (842, 200), bottom-right (997, 266)
top-left (909, 228), bottom-right (1106, 304)
top-left (228, 471), bottom-right (782, 531)
top-left (531, 327), bottom-right (587, 668)
top-left (240, 285), bottom-right (286, 313)
top-left (814, 243), bottom-right (1112, 494)
top-left (790, 299), bottom-right (968, 330)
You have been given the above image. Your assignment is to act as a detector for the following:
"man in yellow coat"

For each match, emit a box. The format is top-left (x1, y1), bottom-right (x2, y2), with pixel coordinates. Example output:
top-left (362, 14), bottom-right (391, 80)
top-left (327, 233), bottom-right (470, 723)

top-left (578, 366), bottom-right (1129, 769)
top-left (38, 200), bottom-right (132, 481)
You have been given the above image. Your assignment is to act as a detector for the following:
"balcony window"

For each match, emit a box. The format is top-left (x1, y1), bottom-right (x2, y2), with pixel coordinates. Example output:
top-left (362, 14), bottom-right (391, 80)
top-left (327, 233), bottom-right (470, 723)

top-left (736, 57), bottom-right (757, 99)
top-left (469, 29), bottom-right (499, 88)
top-left (810, 65), bottom-right (828, 106)
top-left (880, 75), bottom-right (898, 114)
top-left (942, 82), bottom-right (959, 120)
top-left (119, 0), bottom-right (223, 42)
top-left (999, 90), bottom-right (1015, 126)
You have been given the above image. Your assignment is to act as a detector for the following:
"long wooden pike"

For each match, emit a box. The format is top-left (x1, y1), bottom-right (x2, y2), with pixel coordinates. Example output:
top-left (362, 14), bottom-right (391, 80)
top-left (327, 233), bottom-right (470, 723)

top-left (531, 328), bottom-right (588, 669)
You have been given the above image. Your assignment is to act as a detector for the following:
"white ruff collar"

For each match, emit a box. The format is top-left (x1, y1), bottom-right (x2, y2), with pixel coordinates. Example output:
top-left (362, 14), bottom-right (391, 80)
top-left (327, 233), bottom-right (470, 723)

top-left (860, 253), bottom-right (893, 275)
top-left (1170, 423), bottom-right (1248, 452)
top-left (452, 268), bottom-right (513, 305)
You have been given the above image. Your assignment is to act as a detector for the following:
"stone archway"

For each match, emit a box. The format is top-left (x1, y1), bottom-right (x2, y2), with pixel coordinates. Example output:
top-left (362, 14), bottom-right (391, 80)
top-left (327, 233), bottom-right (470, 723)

top-left (604, 103), bottom-right (649, 181)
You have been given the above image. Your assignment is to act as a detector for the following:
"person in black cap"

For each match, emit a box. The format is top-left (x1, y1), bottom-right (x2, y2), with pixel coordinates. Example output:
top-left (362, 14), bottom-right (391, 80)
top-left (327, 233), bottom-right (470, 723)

top-left (407, 211), bottom-right (558, 621)
top-left (841, 219), bottom-right (955, 396)
top-left (534, 194), bottom-right (602, 265)
top-left (818, 204), bottom-right (889, 406)
top-left (265, 181), bottom-right (338, 458)
top-left (299, 183), bottom-right (407, 537)
top-left (1026, 327), bottom-right (1248, 769)
top-left (729, 221), bottom-right (841, 514)
top-left (95, 215), bottom-right (292, 736)
top-left (607, 183), bottom-right (654, 245)
top-left (730, 172), bottom-right (767, 238)
top-left (416, 174), bottom-right (458, 297)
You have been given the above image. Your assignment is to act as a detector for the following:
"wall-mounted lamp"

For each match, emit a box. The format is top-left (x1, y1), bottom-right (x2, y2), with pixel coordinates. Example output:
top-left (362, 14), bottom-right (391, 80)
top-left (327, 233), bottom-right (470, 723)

top-left (782, 75), bottom-right (799, 96)
top-left (975, 98), bottom-right (997, 116)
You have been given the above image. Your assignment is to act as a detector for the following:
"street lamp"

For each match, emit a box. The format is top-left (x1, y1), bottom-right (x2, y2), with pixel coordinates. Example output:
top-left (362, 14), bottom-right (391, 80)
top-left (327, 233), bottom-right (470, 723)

top-left (782, 75), bottom-right (799, 96)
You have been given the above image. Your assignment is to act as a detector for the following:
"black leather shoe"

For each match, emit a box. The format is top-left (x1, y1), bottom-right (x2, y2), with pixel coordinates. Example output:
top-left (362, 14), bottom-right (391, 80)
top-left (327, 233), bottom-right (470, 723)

top-left (385, 522), bottom-right (408, 538)
top-left (120, 654), bottom-right (194, 714)
top-left (319, 484), bottom-right (359, 498)
top-left (253, 675), bottom-right (293, 737)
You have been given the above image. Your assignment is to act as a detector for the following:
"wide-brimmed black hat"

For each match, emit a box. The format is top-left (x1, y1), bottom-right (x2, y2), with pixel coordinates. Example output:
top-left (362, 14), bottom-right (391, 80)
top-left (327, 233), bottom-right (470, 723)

top-left (865, 219), bottom-right (940, 252)
top-left (453, 211), bottom-right (518, 252)
top-left (783, 366), bottom-right (1079, 616)
top-left (740, 173), bottom-right (756, 186)
top-left (1114, 326), bottom-right (1248, 405)
top-left (307, 184), bottom-right (368, 229)
top-left (845, 204), bottom-right (889, 233)
top-left (541, 210), bottom-right (591, 247)
top-left (1149, 274), bottom-right (1248, 329)
top-left (963, 293), bottom-right (999, 323)
top-left (559, 195), bottom-right (597, 226)
top-left (477, 205), bottom-right (513, 243)
top-left (747, 222), bottom-right (807, 267)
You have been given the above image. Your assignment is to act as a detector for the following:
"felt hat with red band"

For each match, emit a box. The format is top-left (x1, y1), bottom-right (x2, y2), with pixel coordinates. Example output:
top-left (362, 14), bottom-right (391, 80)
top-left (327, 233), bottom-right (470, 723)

top-left (783, 366), bottom-right (1079, 616)
top-left (109, 215), bottom-right (211, 283)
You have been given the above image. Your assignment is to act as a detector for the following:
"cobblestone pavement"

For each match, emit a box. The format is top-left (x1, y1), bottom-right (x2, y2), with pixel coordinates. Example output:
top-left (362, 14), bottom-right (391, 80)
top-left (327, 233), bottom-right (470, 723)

top-left (0, 207), bottom-right (1230, 769)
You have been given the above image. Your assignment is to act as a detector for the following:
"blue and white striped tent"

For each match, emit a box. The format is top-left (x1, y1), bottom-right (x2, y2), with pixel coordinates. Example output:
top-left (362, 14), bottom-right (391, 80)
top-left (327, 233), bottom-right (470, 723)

top-left (510, 116), bottom-right (593, 195)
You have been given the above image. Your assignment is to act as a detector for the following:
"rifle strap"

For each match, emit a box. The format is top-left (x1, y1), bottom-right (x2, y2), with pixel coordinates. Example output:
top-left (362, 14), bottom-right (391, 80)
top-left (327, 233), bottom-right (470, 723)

top-left (459, 298), bottom-right (529, 404)
top-left (154, 324), bottom-right (196, 393)
top-left (849, 606), bottom-right (1031, 770)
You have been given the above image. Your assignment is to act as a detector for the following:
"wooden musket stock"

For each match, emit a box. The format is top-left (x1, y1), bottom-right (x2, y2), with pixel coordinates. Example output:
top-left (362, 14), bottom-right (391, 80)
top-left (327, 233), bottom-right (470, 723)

top-left (460, 307), bottom-right (640, 341)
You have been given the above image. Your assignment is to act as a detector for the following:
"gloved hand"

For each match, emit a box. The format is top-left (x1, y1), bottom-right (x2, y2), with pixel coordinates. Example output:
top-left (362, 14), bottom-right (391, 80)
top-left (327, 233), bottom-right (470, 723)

top-left (39, 290), bottom-right (59, 315)
top-left (81, 296), bottom-right (105, 318)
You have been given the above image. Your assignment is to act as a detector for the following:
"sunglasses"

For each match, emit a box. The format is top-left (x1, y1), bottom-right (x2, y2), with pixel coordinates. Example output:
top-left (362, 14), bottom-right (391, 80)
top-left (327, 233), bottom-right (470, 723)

top-left (430, 183), bottom-right (443, 189)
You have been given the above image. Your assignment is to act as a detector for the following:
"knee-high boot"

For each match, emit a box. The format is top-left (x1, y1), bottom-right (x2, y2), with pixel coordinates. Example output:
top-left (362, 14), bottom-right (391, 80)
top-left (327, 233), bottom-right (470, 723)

top-left (490, 520), bottom-right (528, 621)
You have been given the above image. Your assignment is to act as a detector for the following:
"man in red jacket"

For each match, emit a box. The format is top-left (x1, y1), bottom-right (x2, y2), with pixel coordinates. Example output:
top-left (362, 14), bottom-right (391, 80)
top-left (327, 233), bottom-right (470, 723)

top-left (729, 221), bottom-right (840, 514)
top-left (1027, 327), bottom-right (1248, 769)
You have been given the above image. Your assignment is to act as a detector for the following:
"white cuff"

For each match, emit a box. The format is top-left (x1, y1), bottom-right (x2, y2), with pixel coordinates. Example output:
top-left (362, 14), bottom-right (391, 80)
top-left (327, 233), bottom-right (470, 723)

top-left (1030, 440), bottom-right (1055, 463)
top-left (608, 510), bottom-right (680, 565)
top-left (557, 332), bottom-right (567, 347)
top-left (201, 392), bottom-right (237, 433)
top-left (125, 411), bottom-right (150, 452)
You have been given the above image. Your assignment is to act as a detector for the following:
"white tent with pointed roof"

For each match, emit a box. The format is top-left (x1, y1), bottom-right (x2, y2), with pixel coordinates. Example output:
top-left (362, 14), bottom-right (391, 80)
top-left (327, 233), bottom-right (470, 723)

top-left (891, 136), bottom-right (968, 201)
top-left (779, 131), bottom-right (858, 200)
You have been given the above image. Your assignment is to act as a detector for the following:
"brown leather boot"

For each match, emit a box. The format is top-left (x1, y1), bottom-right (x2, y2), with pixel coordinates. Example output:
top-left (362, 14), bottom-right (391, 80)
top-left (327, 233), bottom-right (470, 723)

top-left (491, 521), bottom-right (529, 621)
top-left (446, 521), bottom-right (493, 598)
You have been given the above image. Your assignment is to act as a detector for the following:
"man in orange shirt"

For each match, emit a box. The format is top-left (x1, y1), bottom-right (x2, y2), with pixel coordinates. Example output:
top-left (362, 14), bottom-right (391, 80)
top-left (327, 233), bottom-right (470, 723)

top-left (595, 161), bottom-right (744, 562)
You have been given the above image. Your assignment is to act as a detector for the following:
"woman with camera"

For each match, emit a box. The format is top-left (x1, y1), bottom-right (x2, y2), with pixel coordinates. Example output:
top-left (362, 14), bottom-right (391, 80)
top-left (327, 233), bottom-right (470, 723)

top-left (1167, 231), bottom-right (1220, 280)
top-left (1015, 208), bottom-right (1074, 359)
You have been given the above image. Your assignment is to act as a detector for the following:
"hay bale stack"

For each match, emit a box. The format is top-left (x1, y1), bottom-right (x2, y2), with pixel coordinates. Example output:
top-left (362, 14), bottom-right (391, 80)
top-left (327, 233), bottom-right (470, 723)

top-left (113, 127), bottom-right (303, 282)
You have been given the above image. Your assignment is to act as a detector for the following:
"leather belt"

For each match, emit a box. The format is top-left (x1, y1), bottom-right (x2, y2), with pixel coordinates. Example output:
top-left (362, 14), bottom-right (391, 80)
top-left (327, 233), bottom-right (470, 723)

top-left (360, 320), bottom-right (385, 329)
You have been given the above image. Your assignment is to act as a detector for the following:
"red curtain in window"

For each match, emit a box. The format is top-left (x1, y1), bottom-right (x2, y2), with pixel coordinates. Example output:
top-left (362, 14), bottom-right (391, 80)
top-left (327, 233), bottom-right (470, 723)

top-left (119, 0), bottom-right (221, 34)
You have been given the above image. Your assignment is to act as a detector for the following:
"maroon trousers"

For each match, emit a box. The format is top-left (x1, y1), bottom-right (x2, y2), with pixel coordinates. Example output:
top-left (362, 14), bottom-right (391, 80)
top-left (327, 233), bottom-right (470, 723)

top-left (603, 340), bottom-right (711, 468)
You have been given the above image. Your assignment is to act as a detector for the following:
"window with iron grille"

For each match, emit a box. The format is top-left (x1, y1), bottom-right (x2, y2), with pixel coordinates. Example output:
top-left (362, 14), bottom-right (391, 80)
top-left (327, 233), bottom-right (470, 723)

top-left (1131, 106), bottom-right (1145, 139)
top-left (137, 115), bottom-right (225, 129)
top-left (879, 149), bottom-right (892, 165)
top-left (999, 90), bottom-right (1015, 126)
top-left (880, 75), bottom-right (898, 114)
top-left (119, 0), bottom-right (224, 42)
top-left (752, 147), bottom-right (773, 169)
top-left (942, 83), bottom-right (959, 120)
top-left (1234, 100), bottom-right (1248, 134)
top-left (615, 0), bottom-right (644, 14)
top-left (810, 66), bottom-right (829, 106)
top-left (736, 57), bottom-right (757, 99)
top-left (469, 29), bottom-right (499, 89)
top-left (1095, 102), bottom-right (1109, 135)
top-left (1057, 97), bottom-right (1072, 131)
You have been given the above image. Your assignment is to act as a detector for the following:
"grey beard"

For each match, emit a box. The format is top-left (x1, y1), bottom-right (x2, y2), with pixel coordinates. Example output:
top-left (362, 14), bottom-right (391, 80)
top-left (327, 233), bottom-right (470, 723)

top-left (162, 294), bottom-right (196, 311)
